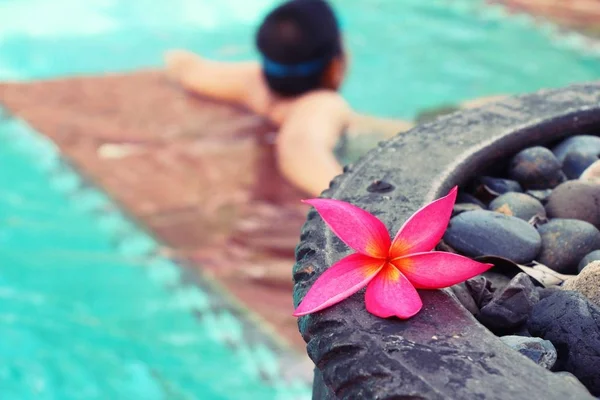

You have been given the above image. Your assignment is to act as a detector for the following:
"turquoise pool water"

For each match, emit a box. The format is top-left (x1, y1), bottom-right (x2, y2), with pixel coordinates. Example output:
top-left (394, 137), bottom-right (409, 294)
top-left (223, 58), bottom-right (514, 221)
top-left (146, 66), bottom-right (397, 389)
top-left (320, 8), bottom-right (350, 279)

top-left (1, 0), bottom-right (599, 117)
top-left (1, 1), bottom-right (600, 399)
top-left (0, 117), bottom-right (311, 399)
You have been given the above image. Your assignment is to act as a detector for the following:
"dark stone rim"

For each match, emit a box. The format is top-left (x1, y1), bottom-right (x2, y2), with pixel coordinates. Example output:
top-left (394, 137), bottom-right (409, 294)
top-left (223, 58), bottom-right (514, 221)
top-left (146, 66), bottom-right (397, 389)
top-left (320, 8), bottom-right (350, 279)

top-left (293, 82), bottom-right (600, 399)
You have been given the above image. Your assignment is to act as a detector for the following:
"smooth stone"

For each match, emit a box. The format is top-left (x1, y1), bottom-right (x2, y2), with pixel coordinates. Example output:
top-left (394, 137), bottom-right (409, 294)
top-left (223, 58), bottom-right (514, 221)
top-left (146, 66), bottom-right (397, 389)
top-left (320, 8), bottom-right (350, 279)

top-left (528, 291), bottom-right (600, 395)
top-left (581, 160), bottom-right (600, 184)
top-left (526, 189), bottom-right (553, 204)
top-left (509, 146), bottom-right (566, 190)
top-left (537, 219), bottom-right (600, 274)
top-left (552, 135), bottom-right (600, 163)
top-left (563, 151), bottom-right (599, 179)
top-left (545, 181), bottom-right (600, 228)
top-left (477, 273), bottom-right (539, 334)
top-left (500, 335), bottom-right (557, 370)
top-left (464, 276), bottom-right (495, 309)
top-left (489, 192), bottom-right (546, 221)
top-left (480, 176), bottom-right (523, 195)
top-left (579, 250), bottom-right (600, 273)
top-left (563, 261), bottom-right (600, 307)
top-left (452, 202), bottom-right (483, 217)
top-left (444, 210), bottom-right (542, 264)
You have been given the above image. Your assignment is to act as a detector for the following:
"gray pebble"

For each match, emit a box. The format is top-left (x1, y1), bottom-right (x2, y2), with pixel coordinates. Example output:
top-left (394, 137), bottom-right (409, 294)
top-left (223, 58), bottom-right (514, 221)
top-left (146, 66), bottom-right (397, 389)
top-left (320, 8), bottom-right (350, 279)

top-left (545, 181), bottom-right (600, 229)
top-left (563, 151), bottom-right (599, 179)
top-left (444, 210), bottom-right (542, 264)
top-left (552, 135), bottom-right (600, 163)
top-left (509, 146), bottom-right (566, 190)
top-left (537, 219), bottom-right (600, 274)
top-left (489, 192), bottom-right (546, 221)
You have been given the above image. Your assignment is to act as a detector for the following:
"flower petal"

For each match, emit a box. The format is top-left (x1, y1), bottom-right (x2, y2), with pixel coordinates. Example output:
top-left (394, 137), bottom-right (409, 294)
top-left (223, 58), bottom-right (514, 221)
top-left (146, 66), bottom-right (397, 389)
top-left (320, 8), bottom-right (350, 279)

top-left (293, 253), bottom-right (384, 316)
top-left (364, 263), bottom-right (422, 319)
top-left (389, 186), bottom-right (458, 258)
top-left (303, 199), bottom-right (391, 258)
top-left (393, 251), bottom-right (493, 289)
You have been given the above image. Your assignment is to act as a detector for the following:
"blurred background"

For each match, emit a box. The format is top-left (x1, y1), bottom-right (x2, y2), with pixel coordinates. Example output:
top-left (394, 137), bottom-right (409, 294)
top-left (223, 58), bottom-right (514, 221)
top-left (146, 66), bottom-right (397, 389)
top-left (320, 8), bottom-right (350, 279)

top-left (1, 0), bottom-right (600, 399)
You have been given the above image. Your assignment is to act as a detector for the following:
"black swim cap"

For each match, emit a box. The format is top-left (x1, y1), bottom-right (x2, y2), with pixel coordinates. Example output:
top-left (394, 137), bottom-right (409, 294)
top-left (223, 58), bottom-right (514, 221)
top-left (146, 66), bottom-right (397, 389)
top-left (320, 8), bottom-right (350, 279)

top-left (256, 0), bottom-right (343, 97)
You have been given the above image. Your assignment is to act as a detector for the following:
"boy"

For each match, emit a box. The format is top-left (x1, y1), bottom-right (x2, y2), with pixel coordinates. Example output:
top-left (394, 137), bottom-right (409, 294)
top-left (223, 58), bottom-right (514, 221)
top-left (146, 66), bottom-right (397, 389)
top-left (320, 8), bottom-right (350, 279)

top-left (165, 0), bottom-right (413, 196)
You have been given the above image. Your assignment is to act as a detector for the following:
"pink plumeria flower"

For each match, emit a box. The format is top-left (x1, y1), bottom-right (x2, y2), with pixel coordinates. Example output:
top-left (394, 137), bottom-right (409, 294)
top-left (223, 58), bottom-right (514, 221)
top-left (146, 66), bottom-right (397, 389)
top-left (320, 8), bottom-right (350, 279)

top-left (294, 187), bottom-right (493, 319)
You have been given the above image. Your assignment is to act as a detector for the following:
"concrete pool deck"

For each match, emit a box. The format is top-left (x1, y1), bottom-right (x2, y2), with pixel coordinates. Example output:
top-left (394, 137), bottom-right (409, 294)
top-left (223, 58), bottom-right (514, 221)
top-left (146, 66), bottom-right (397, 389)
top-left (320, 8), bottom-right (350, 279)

top-left (0, 70), bottom-right (309, 349)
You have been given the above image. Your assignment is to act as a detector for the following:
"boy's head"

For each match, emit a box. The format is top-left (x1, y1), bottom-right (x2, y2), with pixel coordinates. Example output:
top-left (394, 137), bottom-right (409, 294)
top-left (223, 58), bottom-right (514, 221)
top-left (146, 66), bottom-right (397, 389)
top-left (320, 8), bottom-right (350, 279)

top-left (256, 0), bottom-right (345, 97)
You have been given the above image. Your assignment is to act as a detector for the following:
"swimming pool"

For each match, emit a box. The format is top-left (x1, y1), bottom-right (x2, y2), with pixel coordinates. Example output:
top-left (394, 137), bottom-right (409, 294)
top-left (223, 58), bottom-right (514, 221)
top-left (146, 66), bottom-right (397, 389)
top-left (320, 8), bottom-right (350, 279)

top-left (0, 116), bottom-right (312, 399)
top-left (1, 1), bottom-right (600, 399)
top-left (1, 0), bottom-right (599, 117)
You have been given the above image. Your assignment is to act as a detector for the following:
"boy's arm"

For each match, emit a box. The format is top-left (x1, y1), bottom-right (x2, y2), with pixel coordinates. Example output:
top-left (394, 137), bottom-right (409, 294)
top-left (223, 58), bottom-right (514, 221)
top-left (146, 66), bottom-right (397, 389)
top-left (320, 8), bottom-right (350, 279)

top-left (276, 93), bottom-right (349, 197)
top-left (164, 50), bottom-right (260, 106)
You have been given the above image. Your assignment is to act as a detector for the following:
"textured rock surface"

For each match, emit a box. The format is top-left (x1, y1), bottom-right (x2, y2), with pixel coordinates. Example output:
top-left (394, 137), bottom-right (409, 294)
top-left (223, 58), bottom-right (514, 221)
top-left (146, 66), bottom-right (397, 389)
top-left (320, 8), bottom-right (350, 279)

top-left (489, 192), bottom-right (546, 221)
top-left (444, 210), bottom-right (542, 263)
top-left (529, 291), bottom-right (600, 396)
top-left (554, 372), bottom-right (594, 396)
top-left (545, 181), bottom-right (600, 228)
top-left (295, 83), bottom-right (600, 399)
top-left (537, 219), bottom-right (600, 274)
top-left (477, 273), bottom-right (539, 334)
top-left (563, 261), bottom-right (600, 307)
top-left (465, 275), bottom-right (495, 309)
top-left (509, 146), bottom-right (566, 189)
top-left (500, 335), bottom-right (557, 369)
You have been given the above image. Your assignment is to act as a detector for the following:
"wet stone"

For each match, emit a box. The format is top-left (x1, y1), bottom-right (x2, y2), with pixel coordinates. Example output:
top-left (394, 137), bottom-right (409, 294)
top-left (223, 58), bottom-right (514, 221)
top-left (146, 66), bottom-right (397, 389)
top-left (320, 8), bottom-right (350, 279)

top-left (563, 261), bottom-right (600, 307)
top-left (509, 146), bottom-right (566, 190)
top-left (537, 219), bottom-right (600, 274)
top-left (545, 181), bottom-right (600, 229)
top-left (479, 176), bottom-right (523, 195)
top-left (477, 273), bottom-right (539, 334)
top-left (552, 135), bottom-right (600, 163)
top-left (500, 335), bottom-right (557, 370)
top-left (563, 151), bottom-right (599, 179)
top-left (444, 210), bottom-right (541, 264)
top-left (489, 192), bottom-right (546, 221)
top-left (528, 291), bottom-right (600, 396)
top-left (579, 250), bottom-right (600, 273)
